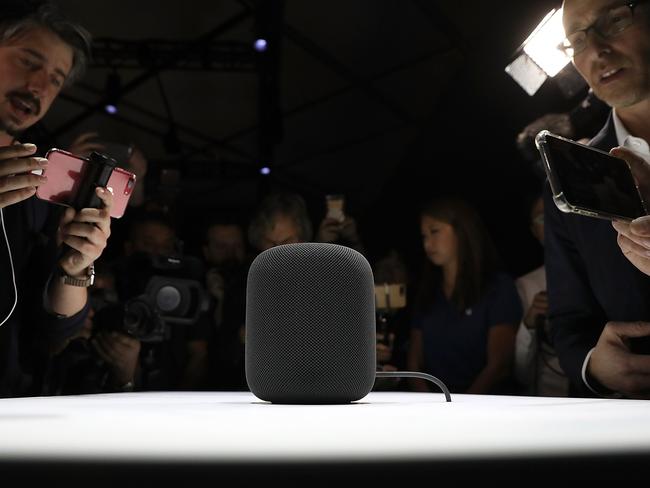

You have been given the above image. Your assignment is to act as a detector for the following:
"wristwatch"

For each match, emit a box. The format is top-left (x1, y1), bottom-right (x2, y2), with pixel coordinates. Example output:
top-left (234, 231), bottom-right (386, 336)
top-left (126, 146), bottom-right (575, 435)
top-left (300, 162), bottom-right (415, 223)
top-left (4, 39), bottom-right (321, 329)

top-left (58, 263), bottom-right (95, 287)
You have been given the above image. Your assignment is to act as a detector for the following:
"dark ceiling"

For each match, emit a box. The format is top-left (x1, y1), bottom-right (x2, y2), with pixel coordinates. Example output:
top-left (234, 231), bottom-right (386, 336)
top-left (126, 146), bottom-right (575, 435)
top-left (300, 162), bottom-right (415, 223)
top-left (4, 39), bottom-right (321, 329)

top-left (33, 0), bottom-right (580, 276)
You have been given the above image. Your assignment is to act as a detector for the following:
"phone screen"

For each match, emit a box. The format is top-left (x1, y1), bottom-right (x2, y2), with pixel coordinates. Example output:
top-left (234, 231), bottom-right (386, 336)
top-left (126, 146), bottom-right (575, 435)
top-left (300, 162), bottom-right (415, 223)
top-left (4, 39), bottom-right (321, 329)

top-left (538, 132), bottom-right (647, 221)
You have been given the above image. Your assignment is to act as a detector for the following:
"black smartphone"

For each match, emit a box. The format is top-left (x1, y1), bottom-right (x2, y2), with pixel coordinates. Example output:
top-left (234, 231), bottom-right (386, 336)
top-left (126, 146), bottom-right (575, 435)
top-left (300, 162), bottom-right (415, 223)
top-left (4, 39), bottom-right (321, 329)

top-left (535, 130), bottom-right (648, 222)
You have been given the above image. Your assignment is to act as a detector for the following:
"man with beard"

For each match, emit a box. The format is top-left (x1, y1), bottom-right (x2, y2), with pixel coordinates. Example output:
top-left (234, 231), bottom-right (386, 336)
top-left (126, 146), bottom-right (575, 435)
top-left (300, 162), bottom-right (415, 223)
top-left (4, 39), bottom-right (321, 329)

top-left (0, 1), bottom-right (113, 396)
top-left (202, 219), bottom-right (250, 389)
top-left (545, 0), bottom-right (650, 399)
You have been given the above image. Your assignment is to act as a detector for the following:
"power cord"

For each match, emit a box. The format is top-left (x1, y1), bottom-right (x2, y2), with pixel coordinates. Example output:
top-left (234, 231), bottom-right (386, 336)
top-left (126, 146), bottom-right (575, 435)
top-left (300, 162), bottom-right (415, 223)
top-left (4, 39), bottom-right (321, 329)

top-left (376, 371), bottom-right (452, 402)
top-left (0, 208), bottom-right (18, 327)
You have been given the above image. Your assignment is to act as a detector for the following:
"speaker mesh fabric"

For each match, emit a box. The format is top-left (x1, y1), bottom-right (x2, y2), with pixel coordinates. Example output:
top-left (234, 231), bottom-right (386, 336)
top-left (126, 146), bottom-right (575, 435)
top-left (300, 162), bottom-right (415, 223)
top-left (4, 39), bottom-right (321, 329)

top-left (245, 243), bottom-right (376, 404)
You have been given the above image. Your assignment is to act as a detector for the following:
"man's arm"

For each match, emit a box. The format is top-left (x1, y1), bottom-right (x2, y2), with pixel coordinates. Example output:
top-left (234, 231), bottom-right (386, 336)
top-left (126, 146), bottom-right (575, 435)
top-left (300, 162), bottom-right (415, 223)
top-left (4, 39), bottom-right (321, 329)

top-left (544, 184), bottom-right (605, 394)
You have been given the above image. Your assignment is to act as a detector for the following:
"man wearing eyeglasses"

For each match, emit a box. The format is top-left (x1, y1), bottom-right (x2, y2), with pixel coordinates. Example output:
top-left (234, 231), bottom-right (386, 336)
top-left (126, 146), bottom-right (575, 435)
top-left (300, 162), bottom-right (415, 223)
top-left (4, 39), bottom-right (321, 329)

top-left (545, 0), bottom-right (650, 399)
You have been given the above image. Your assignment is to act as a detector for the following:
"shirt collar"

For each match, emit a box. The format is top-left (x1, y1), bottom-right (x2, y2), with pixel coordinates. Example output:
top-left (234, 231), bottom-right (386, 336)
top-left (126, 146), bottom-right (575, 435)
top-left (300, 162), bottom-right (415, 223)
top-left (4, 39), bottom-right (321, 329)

top-left (612, 109), bottom-right (650, 160)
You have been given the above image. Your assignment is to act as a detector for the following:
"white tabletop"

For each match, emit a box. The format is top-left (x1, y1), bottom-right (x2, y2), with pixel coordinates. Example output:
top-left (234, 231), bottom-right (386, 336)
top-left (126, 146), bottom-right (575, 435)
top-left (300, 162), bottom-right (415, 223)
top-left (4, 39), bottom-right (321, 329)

top-left (0, 391), bottom-right (649, 464)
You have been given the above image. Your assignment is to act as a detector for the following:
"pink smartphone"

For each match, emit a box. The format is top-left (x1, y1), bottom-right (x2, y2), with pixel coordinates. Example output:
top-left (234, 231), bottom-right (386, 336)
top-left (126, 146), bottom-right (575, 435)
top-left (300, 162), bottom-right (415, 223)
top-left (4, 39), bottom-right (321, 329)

top-left (106, 166), bottom-right (137, 218)
top-left (36, 148), bottom-right (136, 219)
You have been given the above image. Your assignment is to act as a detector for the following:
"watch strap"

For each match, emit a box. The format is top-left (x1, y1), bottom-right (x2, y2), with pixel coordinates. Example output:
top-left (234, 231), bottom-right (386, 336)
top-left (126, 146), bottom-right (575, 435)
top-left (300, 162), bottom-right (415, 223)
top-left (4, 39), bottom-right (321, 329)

top-left (58, 263), bottom-right (95, 287)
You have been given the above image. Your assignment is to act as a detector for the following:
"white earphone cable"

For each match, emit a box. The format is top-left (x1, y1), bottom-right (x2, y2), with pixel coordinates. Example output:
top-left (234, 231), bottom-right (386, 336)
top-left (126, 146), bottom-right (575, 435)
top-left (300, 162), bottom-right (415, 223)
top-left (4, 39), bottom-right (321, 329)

top-left (0, 207), bottom-right (18, 327)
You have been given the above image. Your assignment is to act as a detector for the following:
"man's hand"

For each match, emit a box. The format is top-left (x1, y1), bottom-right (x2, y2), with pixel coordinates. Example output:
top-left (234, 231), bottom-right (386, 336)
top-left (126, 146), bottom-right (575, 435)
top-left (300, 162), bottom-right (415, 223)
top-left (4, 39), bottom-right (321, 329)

top-left (0, 143), bottom-right (49, 209)
top-left (588, 321), bottom-right (650, 399)
top-left (613, 217), bottom-right (650, 276)
top-left (523, 291), bottom-right (548, 329)
top-left (57, 187), bottom-right (113, 277)
top-left (91, 330), bottom-right (141, 387)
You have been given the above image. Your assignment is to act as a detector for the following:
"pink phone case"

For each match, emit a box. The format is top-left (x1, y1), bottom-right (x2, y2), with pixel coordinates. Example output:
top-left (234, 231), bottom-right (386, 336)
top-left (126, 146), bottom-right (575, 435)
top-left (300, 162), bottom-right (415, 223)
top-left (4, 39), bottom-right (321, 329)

top-left (36, 149), bottom-right (85, 208)
top-left (106, 166), bottom-right (137, 219)
top-left (37, 148), bottom-right (136, 218)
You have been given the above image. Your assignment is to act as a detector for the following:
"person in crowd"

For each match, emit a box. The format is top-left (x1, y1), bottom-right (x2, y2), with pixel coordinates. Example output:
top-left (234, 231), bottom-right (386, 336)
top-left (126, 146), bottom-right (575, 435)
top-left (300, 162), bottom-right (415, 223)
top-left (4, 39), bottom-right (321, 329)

top-left (407, 197), bottom-right (522, 394)
top-left (248, 192), bottom-right (313, 253)
top-left (0, 0), bottom-right (114, 397)
top-left (201, 218), bottom-right (250, 390)
top-left (315, 194), bottom-right (365, 254)
top-left (372, 248), bottom-right (412, 391)
top-left (114, 211), bottom-right (209, 390)
top-left (513, 192), bottom-right (569, 396)
top-left (544, 0), bottom-right (650, 398)
top-left (38, 258), bottom-right (134, 395)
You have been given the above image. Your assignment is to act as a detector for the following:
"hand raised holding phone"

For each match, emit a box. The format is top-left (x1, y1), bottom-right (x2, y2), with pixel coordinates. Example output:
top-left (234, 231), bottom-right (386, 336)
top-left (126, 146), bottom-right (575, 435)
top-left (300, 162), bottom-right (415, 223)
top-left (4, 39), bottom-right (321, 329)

top-left (36, 148), bottom-right (136, 219)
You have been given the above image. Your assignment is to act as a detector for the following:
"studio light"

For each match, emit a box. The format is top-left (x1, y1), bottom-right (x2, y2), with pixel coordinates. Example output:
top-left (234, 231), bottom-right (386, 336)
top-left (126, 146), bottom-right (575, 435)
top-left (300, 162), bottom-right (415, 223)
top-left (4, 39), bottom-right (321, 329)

top-left (254, 38), bottom-right (268, 52)
top-left (505, 8), bottom-right (571, 96)
top-left (260, 166), bottom-right (271, 175)
top-left (104, 70), bottom-right (121, 114)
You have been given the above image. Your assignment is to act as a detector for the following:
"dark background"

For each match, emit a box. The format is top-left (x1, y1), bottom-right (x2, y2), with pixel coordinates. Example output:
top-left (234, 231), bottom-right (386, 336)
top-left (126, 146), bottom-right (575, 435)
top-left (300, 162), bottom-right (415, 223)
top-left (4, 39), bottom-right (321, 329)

top-left (30, 0), bottom-right (590, 278)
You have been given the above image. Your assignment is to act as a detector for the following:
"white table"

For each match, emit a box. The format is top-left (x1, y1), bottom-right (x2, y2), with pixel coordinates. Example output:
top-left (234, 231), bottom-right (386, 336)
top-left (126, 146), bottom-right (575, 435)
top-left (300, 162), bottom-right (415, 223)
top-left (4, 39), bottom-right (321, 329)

top-left (1, 391), bottom-right (648, 483)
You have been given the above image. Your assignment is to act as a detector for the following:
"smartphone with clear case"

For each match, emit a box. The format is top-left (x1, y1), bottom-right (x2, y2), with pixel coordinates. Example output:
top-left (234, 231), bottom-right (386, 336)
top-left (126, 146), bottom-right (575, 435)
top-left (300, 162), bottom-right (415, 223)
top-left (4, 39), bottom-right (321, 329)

top-left (535, 130), bottom-right (647, 222)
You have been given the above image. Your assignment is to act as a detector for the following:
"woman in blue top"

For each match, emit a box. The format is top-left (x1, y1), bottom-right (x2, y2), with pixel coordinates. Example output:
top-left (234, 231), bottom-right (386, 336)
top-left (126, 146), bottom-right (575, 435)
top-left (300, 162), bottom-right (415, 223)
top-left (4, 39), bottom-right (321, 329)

top-left (407, 197), bottom-right (522, 394)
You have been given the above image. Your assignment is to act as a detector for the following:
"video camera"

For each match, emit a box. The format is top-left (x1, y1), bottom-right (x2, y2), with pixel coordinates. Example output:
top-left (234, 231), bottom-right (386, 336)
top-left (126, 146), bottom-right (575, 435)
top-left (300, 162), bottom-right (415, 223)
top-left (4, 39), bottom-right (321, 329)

top-left (93, 252), bottom-right (209, 343)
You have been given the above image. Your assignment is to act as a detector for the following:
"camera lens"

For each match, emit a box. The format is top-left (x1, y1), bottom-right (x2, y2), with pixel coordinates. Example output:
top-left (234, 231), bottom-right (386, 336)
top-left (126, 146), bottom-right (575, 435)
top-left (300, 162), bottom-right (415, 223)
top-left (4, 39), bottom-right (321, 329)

top-left (156, 285), bottom-right (182, 313)
top-left (124, 299), bottom-right (151, 337)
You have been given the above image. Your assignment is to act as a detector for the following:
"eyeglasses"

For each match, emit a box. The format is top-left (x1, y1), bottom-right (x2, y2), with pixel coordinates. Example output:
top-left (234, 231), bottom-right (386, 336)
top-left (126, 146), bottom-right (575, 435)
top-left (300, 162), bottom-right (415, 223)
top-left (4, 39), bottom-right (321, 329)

top-left (558, 1), bottom-right (647, 57)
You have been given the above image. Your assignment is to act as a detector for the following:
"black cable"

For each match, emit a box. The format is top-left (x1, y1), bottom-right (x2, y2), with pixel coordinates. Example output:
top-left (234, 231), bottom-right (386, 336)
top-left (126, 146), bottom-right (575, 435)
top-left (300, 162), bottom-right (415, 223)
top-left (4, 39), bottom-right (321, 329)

top-left (375, 371), bottom-right (452, 402)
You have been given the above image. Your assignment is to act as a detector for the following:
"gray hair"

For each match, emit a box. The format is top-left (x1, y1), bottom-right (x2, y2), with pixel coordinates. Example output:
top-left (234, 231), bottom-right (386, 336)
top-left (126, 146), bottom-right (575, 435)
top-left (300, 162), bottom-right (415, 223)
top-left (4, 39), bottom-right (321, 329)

top-left (248, 192), bottom-right (313, 250)
top-left (0, 1), bottom-right (92, 86)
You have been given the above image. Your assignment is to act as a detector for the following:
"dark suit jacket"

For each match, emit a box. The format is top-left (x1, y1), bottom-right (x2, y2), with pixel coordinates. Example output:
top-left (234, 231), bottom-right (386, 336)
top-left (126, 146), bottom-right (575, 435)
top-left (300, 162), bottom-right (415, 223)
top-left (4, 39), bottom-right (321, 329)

top-left (544, 112), bottom-right (650, 396)
top-left (0, 197), bottom-right (89, 397)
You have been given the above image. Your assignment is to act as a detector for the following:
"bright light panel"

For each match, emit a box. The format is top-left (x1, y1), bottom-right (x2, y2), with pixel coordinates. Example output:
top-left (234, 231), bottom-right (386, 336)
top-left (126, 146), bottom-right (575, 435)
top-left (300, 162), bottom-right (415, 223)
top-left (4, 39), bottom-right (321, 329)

top-left (523, 8), bottom-right (570, 77)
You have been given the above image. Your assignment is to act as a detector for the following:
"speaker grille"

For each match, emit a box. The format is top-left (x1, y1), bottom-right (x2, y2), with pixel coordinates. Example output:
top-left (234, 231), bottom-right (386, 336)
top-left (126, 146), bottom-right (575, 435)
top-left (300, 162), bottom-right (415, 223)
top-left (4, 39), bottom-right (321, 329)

top-left (245, 243), bottom-right (376, 403)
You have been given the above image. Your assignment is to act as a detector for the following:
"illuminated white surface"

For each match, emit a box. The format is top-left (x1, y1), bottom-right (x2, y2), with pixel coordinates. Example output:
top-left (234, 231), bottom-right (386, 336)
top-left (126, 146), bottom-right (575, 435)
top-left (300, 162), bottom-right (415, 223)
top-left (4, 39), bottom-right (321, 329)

top-left (0, 392), bottom-right (649, 463)
top-left (523, 8), bottom-right (570, 77)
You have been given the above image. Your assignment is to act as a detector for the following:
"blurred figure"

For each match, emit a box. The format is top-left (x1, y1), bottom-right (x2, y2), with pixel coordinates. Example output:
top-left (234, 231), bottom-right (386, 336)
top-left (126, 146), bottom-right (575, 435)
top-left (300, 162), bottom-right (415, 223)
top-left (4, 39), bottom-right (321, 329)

top-left (516, 89), bottom-right (609, 179)
top-left (407, 197), bottom-right (522, 394)
top-left (248, 192), bottom-right (313, 253)
top-left (41, 261), bottom-right (140, 394)
top-left (372, 249), bottom-right (411, 391)
top-left (201, 218), bottom-right (250, 390)
top-left (108, 211), bottom-right (209, 391)
top-left (514, 193), bottom-right (569, 396)
top-left (315, 194), bottom-right (365, 254)
top-left (123, 210), bottom-right (179, 258)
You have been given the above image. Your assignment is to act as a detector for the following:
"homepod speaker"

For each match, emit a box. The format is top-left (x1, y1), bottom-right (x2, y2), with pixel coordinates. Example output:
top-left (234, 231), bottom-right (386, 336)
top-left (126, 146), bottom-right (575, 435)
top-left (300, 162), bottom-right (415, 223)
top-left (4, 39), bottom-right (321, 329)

top-left (245, 242), bottom-right (376, 404)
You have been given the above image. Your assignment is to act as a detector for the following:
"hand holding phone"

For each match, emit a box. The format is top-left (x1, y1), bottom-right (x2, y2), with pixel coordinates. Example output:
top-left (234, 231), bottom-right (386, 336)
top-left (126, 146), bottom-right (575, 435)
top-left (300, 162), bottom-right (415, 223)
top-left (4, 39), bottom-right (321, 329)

top-left (0, 143), bottom-right (48, 209)
top-left (36, 148), bottom-right (136, 218)
top-left (535, 130), bottom-right (647, 221)
top-left (325, 194), bottom-right (345, 223)
top-left (374, 283), bottom-right (407, 310)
